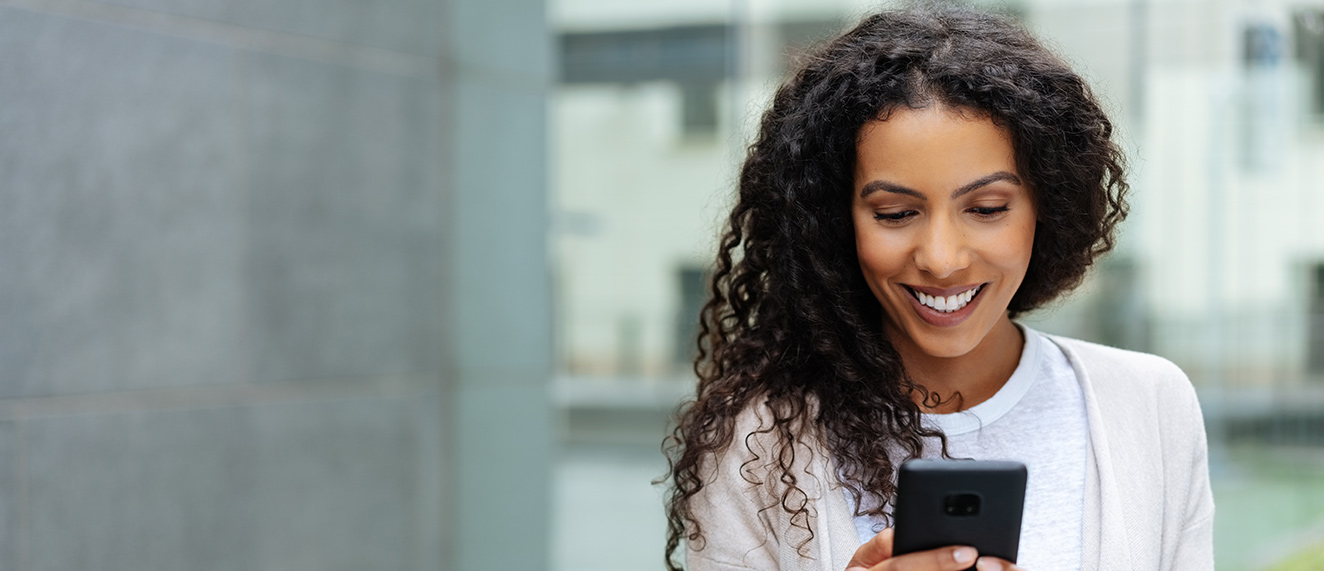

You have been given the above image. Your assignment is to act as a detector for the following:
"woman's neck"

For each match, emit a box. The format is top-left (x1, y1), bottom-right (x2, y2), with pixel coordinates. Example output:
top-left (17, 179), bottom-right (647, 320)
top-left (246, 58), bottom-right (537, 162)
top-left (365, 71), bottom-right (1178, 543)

top-left (893, 317), bottom-right (1025, 414)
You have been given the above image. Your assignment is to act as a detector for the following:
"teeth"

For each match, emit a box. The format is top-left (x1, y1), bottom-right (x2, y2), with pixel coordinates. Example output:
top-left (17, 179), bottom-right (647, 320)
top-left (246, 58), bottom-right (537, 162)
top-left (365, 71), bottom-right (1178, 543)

top-left (912, 286), bottom-right (981, 313)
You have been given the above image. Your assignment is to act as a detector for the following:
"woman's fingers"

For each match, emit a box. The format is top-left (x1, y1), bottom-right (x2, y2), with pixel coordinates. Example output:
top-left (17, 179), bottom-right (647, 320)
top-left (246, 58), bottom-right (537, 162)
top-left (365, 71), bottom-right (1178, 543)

top-left (845, 528), bottom-right (1022, 571)
top-left (845, 536), bottom-right (977, 571)
top-left (877, 545), bottom-right (978, 570)
top-left (973, 556), bottom-right (1026, 571)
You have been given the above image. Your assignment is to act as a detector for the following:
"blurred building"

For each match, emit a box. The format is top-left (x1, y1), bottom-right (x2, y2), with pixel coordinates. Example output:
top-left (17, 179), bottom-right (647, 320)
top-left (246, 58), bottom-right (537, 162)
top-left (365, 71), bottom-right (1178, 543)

top-left (551, 0), bottom-right (1324, 391)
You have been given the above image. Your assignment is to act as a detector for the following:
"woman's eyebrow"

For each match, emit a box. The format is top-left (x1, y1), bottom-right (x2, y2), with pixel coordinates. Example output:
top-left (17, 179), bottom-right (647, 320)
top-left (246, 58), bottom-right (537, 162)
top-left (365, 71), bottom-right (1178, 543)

top-left (951, 171), bottom-right (1022, 198)
top-left (859, 171), bottom-right (1022, 199)
top-left (859, 180), bottom-right (922, 198)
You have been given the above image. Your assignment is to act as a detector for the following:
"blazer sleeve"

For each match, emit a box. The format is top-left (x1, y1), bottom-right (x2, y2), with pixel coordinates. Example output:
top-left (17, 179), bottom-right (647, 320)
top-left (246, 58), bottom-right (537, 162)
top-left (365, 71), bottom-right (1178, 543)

top-left (685, 407), bottom-right (782, 571)
top-left (685, 400), bottom-right (832, 571)
top-left (1162, 370), bottom-right (1216, 571)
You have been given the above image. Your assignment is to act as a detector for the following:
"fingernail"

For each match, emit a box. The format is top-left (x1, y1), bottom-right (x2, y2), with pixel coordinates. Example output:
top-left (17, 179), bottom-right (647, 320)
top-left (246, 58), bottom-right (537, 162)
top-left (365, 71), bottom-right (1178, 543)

top-left (953, 547), bottom-right (977, 564)
top-left (976, 557), bottom-right (1003, 571)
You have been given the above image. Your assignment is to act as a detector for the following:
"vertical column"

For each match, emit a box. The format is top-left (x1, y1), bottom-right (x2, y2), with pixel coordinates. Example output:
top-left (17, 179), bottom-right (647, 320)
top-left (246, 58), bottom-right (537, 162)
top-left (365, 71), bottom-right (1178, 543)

top-left (443, 0), bottom-right (553, 569)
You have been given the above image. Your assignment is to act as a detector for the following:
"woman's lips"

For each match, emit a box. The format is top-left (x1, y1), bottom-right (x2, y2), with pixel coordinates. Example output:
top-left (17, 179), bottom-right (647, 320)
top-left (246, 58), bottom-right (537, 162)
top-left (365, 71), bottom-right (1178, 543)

top-left (902, 283), bottom-right (987, 327)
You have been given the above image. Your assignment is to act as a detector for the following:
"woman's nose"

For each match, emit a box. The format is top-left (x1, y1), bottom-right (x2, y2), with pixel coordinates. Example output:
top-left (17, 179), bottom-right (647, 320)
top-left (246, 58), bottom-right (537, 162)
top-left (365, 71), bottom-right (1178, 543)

top-left (913, 217), bottom-right (971, 279)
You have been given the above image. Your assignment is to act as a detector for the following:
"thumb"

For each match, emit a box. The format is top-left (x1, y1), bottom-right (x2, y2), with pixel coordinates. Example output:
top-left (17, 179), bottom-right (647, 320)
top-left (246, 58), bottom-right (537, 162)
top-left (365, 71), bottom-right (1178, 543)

top-left (846, 527), bottom-right (895, 569)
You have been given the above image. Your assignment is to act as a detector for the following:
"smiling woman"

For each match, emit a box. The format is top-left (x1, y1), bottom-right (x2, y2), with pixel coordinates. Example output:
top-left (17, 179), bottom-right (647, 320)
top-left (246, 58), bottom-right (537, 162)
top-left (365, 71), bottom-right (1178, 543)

top-left (853, 107), bottom-right (1035, 409)
top-left (662, 5), bottom-right (1213, 571)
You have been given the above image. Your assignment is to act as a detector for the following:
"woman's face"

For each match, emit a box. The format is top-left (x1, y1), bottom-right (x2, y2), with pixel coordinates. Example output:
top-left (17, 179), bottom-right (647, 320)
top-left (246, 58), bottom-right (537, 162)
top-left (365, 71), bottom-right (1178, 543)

top-left (851, 105), bottom-right (1036, 360)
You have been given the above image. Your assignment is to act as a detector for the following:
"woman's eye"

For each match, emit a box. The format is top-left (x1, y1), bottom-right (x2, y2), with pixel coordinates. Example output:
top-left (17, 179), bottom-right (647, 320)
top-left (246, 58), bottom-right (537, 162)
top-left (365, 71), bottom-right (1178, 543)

top-left (970, 205), bottom-right (1010, 217)
top-left (873, 210), bottom-right (916, 222)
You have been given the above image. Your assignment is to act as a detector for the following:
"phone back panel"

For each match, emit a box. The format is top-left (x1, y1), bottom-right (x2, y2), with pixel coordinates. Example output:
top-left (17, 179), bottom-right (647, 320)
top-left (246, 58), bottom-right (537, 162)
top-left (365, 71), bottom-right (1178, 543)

top-left (892, 459), bottom-right (1027, 563)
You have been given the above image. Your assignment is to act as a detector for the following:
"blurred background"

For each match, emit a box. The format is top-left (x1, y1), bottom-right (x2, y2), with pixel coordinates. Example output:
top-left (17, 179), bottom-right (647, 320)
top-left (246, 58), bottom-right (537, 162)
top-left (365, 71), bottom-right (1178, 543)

top-left (551, 0), bottom-right (1324, 570)
top-left (1, 0), bottom-right (1321, 569)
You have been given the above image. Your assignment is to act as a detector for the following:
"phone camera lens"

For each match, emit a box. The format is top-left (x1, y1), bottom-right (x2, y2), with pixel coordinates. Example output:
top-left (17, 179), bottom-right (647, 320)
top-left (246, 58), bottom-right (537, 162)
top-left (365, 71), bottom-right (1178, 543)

top-left (943, 493), bottom-right (981, 517)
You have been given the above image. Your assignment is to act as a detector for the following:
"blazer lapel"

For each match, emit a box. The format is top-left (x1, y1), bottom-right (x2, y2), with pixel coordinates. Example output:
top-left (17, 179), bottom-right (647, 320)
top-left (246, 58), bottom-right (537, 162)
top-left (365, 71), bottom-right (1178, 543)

top-left (1052, 336), bottom-right (1137, 571)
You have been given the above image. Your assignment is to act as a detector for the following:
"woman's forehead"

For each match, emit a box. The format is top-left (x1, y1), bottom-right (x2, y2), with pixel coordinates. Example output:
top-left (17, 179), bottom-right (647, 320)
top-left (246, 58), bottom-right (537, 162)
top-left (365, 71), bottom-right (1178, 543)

top-left (854, 106), bottom-right (1018, 194)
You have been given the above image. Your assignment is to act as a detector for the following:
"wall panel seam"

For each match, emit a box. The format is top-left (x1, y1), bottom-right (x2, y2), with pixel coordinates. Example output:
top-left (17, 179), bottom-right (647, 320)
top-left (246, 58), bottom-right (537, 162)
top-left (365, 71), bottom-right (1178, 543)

top-left (0, 375), bottom-right (443, 419)
top-left (0, 0), bottom-right (440, 78)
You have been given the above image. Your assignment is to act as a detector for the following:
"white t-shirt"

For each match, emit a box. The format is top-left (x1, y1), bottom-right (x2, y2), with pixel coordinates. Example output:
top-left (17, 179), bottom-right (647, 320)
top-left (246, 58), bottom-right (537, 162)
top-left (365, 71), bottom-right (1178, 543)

top-left (848, 327), bottom-right (1089, 569)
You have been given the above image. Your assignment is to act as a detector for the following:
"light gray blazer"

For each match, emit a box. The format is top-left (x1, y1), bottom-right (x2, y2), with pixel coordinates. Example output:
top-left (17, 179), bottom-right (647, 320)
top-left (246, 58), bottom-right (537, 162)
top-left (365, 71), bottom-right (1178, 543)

top-left (687, 336), bottom-right (1215, 571)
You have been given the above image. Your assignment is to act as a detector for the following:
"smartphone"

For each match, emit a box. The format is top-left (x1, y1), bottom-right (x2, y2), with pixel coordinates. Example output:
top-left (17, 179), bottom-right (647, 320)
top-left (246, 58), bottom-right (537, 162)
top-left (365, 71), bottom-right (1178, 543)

top-left (891, 459), bottom-right (1027, 566)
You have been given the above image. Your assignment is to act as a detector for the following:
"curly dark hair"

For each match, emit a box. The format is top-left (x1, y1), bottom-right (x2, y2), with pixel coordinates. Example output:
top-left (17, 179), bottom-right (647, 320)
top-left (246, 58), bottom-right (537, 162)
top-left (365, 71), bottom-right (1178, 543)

top-left (661, 4), bottom-right (1130, 570)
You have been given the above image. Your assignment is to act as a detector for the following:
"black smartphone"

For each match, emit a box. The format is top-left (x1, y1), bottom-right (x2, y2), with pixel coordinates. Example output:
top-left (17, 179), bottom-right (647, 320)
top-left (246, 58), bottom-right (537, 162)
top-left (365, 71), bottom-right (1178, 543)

top-left (891, 459), bottom-right (1027, 566)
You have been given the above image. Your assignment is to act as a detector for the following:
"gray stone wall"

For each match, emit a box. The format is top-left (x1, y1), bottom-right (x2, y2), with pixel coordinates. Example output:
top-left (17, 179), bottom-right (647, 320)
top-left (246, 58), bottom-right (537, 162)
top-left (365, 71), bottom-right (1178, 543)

top-left (0, 0), bottom-right (550, 569)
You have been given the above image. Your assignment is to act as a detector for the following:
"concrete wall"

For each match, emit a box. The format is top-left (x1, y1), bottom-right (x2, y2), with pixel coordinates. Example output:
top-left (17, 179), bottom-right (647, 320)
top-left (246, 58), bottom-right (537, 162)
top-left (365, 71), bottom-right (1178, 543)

top-left (0, 0), bottom-right (550, 569)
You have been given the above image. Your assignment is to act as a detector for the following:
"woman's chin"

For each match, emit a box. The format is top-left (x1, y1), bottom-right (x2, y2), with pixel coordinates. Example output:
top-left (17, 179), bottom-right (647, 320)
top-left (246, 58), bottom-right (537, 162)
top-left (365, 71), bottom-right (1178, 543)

top-left (887, 321), bottom-right (985, 360)
top-left (912, 335), bottom-right (983, 360)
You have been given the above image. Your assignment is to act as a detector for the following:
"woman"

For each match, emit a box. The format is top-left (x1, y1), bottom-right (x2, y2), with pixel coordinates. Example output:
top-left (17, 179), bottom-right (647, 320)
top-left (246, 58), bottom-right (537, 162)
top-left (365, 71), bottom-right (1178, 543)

top-left (662, 5), bottom-right (1213, 571)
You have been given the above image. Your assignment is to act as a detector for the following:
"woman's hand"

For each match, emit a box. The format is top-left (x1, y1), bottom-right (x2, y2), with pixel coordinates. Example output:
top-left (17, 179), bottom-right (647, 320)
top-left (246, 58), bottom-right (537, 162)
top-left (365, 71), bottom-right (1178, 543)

top-left (845, 528), bottom-right (1026, 571)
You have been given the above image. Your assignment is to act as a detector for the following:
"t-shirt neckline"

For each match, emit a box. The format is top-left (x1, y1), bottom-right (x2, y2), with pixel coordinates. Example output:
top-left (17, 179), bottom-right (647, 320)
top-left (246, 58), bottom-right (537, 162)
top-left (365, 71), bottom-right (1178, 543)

top-left (921, 326), bottom-right (1042, 436)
